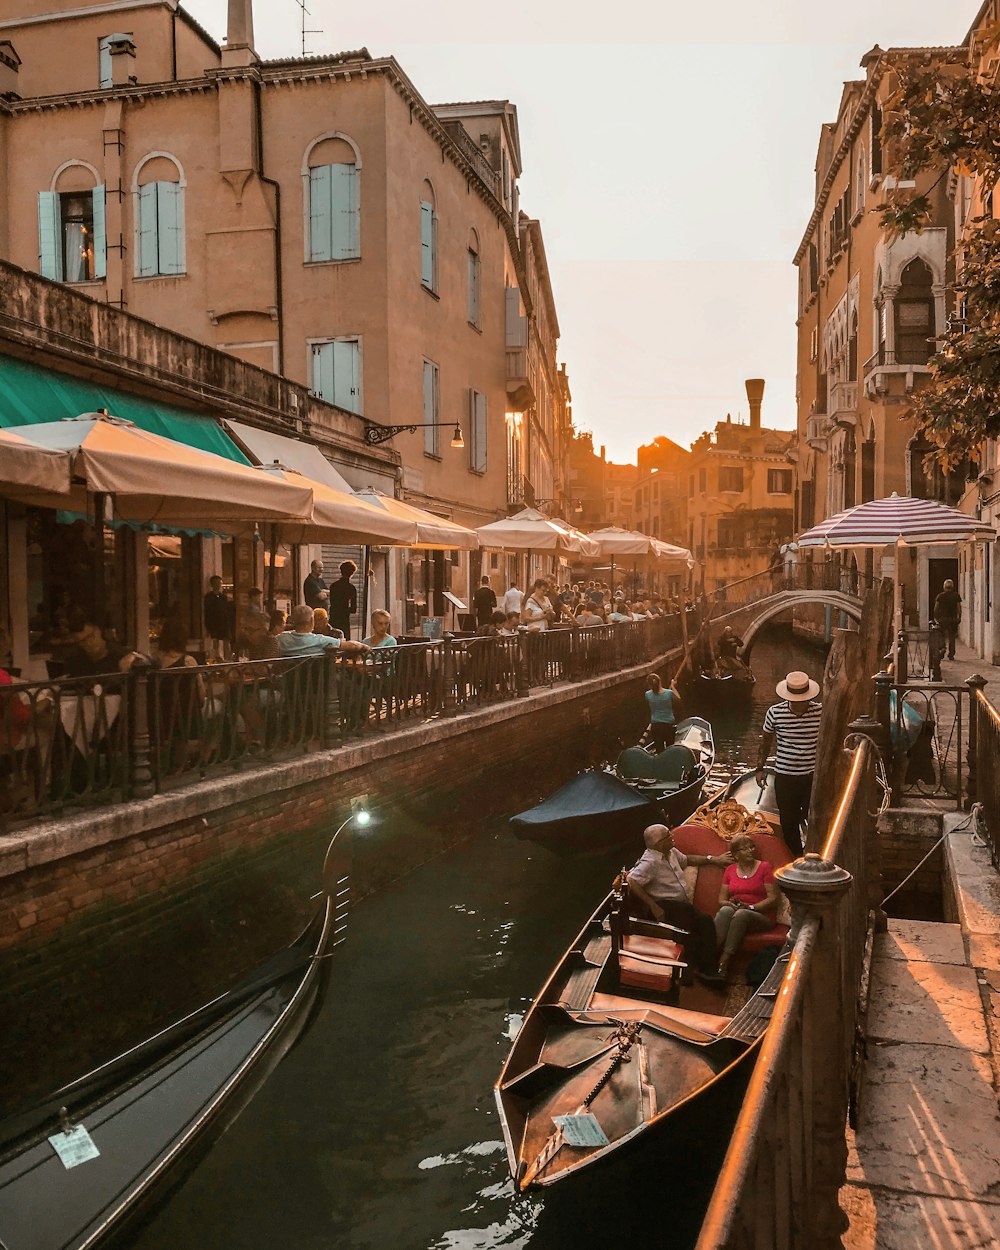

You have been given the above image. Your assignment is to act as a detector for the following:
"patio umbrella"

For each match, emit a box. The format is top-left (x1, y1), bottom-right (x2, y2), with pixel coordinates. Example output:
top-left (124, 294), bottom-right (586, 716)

top-left (6, 413), bottom-right (314, 527)
top-left (0, 427), bottom-right (71, 496)
top-left (476, 507), bottom-right (598, 582)
top-left (352, 488), bottom-right (479, 550)
top-left (585, 526), bottom-right (694, 594)
top-left (250, 467), bottom-right (417, 546)
top-left (796, 493), bottom-right (994, 671)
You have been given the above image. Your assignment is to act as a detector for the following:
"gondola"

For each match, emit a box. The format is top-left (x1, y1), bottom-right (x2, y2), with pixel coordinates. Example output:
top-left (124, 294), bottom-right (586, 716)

top-left (697, 663), bottom-right (756, 697)
top-left (495, 876), bottom-right (785, 1192)
top-left (510, 718), bottom-right (714, 857)
top-left (0, 835), bottom-right (349, 1250)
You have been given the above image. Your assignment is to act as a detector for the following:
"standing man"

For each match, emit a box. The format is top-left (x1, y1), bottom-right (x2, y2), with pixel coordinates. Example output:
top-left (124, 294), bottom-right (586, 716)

top-left (303, 559), bottom-right (329, 611)
top-left (473, 575), bottom-right (497, 628)
top-left (328, 560), bottom-right (359, 639)
top-left (755, 670), bottom-right (822, 856)
top-left (932, 578), bottom-right (962, 661)
top-left (203, 575), bottom-right (232, 661)
top-left (500, 578), bottom-right (523, 619)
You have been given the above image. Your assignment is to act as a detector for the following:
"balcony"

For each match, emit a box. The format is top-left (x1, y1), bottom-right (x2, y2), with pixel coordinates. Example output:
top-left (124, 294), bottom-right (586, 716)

top-left (863, 346), bottom-right (932, 397)
top-left (441, 122), bottom-right (501, 199)
top-left (507, 472), bottom-right (535, 510)
top-left (806, 411), bottom-right (833, 451)
top-left (506, 347), bottom-right (535, 408)
top-left (829, 381), bottom-right (858, 427)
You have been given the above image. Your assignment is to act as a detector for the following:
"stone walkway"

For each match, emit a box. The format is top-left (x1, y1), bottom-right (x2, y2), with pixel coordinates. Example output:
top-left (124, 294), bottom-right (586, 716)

top-left (840, 917), bottom-right (1000, 1249)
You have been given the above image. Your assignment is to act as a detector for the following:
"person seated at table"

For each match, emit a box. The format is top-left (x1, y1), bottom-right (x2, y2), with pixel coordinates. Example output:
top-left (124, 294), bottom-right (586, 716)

top-left (608, 602), bottom-right (632, 623)
top-left (63, 619), bottom-right (145, 680)
top-left (713, 834), bottom-right (780, 978)
top-left (313, 607), bottom-right (335, 637)
top-left (278, 605), bottom-right (371, 657)
top-left (477, 610), bottom-right (507, 638)
top-left (500, 611), bottom-right (522, 635)
top-left (237, 589), bottom-right (275, 660)
top-left (626, 824), bottom-right (731, 985)
top-left (575, 603), bottom-right (602, 626)
top-left (268, 609), bottom-right (287, 638)
top-left (364, 610), bottom-right (398, 649)
top-left (152, 618), bottom-right (206, 762)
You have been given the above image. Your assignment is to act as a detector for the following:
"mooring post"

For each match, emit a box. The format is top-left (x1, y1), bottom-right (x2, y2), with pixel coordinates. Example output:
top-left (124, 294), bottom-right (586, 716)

top-left (129, 659), bottom-right (155, 800)
top-left (964, 673), bottom-right (987, 810)
top-left (776, 853), bottom-right (854, 1249)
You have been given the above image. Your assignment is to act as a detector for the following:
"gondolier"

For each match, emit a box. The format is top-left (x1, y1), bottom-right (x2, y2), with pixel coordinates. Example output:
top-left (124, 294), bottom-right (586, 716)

top-left (755, 670), bottom-right (822, 855)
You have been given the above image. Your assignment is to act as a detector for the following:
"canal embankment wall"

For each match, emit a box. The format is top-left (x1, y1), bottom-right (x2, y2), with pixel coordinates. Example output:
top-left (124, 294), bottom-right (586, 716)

top-left (0, 644), bottom-right (682, 1096)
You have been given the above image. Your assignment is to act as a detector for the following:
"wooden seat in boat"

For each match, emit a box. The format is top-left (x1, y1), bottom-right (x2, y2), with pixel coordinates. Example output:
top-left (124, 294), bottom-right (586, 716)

top-left (610, 886), bottom-right (685, 995)
top-left (587, 991), bottom-right (732, 1038)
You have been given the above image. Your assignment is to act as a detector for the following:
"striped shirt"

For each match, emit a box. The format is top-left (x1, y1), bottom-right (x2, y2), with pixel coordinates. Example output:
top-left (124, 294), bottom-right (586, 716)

top-left (762, 701), bottom-right (822, 776)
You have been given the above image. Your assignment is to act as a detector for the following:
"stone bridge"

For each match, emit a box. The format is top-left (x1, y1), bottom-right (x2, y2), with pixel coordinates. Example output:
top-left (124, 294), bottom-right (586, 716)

top-left (703, 567), bottom-right (867, 658)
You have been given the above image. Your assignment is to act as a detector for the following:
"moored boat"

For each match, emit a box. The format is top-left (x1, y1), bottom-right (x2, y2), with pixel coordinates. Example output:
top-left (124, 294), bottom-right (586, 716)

top-left (0, 834), bottom-right (350, 1250)
top-left (614, 715), bottom-right (715, 826)
top-left (697, 664), bottom-right (756, 698)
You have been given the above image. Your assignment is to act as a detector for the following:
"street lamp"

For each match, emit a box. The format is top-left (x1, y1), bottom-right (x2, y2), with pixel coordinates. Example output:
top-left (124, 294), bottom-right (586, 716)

top-left (364, 421), bottom-right (464, 448)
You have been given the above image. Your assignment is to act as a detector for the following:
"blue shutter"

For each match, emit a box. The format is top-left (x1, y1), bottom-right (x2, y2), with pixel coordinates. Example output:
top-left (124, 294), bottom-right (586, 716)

top-left (92, 185), bottom-right (107, 279)
top-left (309, 165), bottom-right (333, 262)
top-left (156, 181), bottom-right (185, 275)
top-left (37, 191), bottom-right (63, 280)
top-left (312, 342), bottom-right (334, 402)
top-left (332, 340), bottom-right (361, 413)
top-left (99, 38), bottom-right (113, 88)
top-left (420, 201), bottom-right (434, 289)
top-left (475, 391), bottom-right (488, 473)
top-left (423, 361), bottom-right (438, 455)
top-left (330, 164), bottom-right (360, 260)
top-left (468, 250), bottom-right (480, 325)
top-left (137, 183), bottom-right (158, 276)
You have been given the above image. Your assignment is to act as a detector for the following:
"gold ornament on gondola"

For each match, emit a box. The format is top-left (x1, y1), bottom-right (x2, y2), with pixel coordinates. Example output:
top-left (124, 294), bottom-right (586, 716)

top-left (687, 797), bottom-right (772, 841)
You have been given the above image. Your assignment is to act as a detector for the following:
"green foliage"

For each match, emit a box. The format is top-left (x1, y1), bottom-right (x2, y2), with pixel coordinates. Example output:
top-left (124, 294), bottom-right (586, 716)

top-left (878, 55), bottom-right (1000, 465)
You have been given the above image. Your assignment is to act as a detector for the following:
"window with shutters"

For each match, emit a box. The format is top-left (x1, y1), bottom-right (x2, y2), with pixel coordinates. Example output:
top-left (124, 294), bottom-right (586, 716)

top-left (38, 175), bottom-right (106, 283)
top-left (767, 468), bottom-right (793, 495)
top-left (423, 360), bottom-right (440, 456)
top-left (469, 389), bottom-right (487, 473)
top-left (420, 182), bottom-right (438, 293)
top-left (894, 259), bottom-right (935, 365)
top-left (718, 467), bottom-right (744, 493)
top-left (303, 134), bottom-right (361, 263)
top-left (311, 338), bottom-right (363, 414)
top-left (468, 229), bottom-right (481, 327)
top-left (133, 155), bottom-right (186, 277)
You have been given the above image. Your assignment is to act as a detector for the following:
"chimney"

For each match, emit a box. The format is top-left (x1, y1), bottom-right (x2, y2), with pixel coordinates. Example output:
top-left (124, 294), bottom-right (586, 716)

top-left (0, 41), bottom-right (21, 98)
top-left (223, 0), bottom-right (257, 67)
top-left (107, 34), bottom-right (137, 87)
top-left (745, 378), bottom-right (765, 432)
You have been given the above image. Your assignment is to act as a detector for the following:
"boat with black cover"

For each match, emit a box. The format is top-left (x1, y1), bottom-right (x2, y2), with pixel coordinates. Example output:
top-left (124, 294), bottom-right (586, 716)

top-left (0, 829), bottom-right (351, 1250)
top-left (614, 715), bottom-right (714, 825)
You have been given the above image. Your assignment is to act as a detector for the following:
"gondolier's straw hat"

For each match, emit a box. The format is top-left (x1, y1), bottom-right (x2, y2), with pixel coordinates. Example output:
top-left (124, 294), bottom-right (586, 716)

top-left (776, 670), bottom-right (819, 702)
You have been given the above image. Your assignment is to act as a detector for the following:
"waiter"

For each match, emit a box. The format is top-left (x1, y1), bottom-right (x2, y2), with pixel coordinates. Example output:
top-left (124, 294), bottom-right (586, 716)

top-left (755, 670), bottom-right (822, 855)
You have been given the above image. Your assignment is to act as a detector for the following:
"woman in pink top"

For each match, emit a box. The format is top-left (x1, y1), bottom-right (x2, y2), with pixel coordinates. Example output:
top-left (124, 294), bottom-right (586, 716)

top-left (713, 834), bottom-right (780, 977)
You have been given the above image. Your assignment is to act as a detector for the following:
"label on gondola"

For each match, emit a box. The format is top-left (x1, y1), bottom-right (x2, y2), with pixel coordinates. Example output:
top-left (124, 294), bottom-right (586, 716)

top-left (553, 1113), bottom-right (610, 1148)
top-left (48, 1124), bottom-right (100, 1169)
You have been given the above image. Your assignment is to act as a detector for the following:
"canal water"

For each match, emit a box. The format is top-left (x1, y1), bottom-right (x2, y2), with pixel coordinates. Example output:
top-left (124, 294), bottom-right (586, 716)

top-left (129, 624), bottom-right (828, 1250)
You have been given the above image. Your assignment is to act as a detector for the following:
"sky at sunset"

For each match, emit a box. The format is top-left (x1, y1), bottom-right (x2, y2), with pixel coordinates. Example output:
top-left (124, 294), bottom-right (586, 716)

top-left (187, 0), bottom-right (980, 462)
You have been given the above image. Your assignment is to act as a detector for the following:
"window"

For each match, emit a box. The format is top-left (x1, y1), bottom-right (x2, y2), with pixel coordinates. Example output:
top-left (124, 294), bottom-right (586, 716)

top-left (423, 360), bottom-right (439, 456)
top-left (842, 430), bottom-right (856, 509)
top-left (311, 339), bottom-right (362, 413)
top-left (420, 195), bottom-right (437, 292)
top-left (135, 173), bottom-right (185, 273)
top-left (719, 467), bottom-right (744, 493)
top-left (698, 468), bottom-right (707, 493)
top-left (99, 33), bottom-right (130, 88)
top-left (469, 389), bottom-right (487, 473)
top-left (688, 476), bottom-right (694, 498)
top-left (810, 327), bottom-right (818, 361)
top-left (38, 184), bottom-right (106, 283)
top-left (767, 469), bottom-right (793, 494)
top-left (717, 519), bottom-right (740, 549)
top-left (468, 230), bottom-right (481, 326)
top-left (895, 259), bottom-right (934, 365)
top-left (870, 102), bottom-right (882, 177)
top-left (304, 134), bottom-right (360, 262)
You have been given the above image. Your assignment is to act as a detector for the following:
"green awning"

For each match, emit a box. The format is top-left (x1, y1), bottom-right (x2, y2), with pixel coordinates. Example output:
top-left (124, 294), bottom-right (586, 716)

top-left (0, 354), bottom-right (249, 464)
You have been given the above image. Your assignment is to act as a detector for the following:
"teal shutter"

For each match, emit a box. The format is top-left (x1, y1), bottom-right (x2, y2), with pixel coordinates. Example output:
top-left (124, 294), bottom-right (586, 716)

top-left (137, 183), bottom-right (158, 276)
top-left (92, 185), bottom-right (107, 279)
top-left (332, 340), bottom-right (361, 413)
top-left (420, 201), bottom-right (435, 289)
top-left (423, 361), bottom-right (438, 455)
top-left (470, 390), bottom-right (487, 473)
top-left (330, 164), bottom-right (360, 260)
top-left (156, 181), bottom-right (185, 274)
top-left (38, 192), bottom-right (63, 280)
top-left (309, 165), bottom-right (333, 261)
top-left (311, 342), bottom-right (334, 401)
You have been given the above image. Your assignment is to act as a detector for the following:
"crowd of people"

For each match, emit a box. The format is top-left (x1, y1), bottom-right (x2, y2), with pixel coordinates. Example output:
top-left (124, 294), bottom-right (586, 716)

top-left (473, 574), bottom-right (688, 634)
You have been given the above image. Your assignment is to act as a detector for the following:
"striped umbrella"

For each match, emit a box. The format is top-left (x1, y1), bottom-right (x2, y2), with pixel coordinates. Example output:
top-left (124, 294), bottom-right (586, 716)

top-left (797, 492), bottom-right (994, 670)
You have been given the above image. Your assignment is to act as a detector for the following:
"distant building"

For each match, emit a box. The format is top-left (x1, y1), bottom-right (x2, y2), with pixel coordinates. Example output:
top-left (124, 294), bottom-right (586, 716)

top-left (687, 381), bottom-right (794, 590)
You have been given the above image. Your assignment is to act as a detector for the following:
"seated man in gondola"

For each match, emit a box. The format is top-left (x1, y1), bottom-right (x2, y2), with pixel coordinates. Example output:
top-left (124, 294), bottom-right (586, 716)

top-left (626, 825), bottom-right (731, 985)
top-left (715, 626), bottom-right (746, 676)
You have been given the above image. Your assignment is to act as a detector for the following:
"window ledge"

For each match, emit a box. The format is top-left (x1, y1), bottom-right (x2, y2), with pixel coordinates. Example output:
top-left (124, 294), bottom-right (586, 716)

top-left (421, 284), bottom-right (440, 301)
top-left (423, 451), bottom-right (443, 462)
top-left (304, 257), bottom-right (362, 267)
top-left (65, 279), bottom-right (104, 288)
top-left (468, 321), bottom-right (482, 334)
top-left (133, 272), bottom-right (187, 281)
top-left (468, 468), bottom-right (486, 476)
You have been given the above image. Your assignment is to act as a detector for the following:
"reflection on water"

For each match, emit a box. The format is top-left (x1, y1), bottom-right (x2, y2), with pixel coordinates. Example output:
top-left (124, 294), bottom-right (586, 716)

top-left (129, 625), bottom-right (827, 1250)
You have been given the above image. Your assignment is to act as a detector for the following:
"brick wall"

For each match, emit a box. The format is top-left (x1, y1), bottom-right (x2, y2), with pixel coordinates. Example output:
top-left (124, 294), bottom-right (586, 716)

top-left (876, 808), bottom-right (945, 919)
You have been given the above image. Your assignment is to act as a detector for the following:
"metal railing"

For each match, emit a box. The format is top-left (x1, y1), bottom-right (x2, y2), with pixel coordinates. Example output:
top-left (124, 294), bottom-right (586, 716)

top-left (698, 734), bottom-right (879, 1249)
top-left (863, 345), bottom-right (933, 375)
top-left (704, 562), bottom-right (878, 613)
top-left (971, 685), bottom-right (1000, 869)
top-left (0, 616), bottom-right (688, 829)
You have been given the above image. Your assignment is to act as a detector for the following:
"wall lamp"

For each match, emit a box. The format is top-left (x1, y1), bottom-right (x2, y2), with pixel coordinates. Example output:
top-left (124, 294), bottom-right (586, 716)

top-left (364, 421), bottom-right (464, 448)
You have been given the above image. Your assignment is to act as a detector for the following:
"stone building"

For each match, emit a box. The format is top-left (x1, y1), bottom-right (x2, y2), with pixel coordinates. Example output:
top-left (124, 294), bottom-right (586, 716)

top-left (0, 0), bottom-right (570, 624)
top-left (686, 381), bottom-right (794, 590)
top-left (632, 435), bottom-right (690, 550)
top-left (792, 43), bottom-right (971, 625)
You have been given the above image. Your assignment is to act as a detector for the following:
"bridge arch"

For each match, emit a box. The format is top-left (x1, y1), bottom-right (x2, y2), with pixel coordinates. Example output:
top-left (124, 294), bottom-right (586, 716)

top-left (727, 593), bottom-right (863, 660)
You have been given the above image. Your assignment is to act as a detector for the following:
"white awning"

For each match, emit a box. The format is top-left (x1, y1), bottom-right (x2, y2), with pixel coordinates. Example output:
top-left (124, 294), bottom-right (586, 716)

top-left (225, 420), bottom-right (355, 494)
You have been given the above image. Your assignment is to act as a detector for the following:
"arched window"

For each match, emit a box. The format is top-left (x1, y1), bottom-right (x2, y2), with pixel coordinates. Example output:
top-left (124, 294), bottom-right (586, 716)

top-left (133, 153), bottom-right (185, 277)
top-left (843, 428), bottom-right (857, 509)
top-left (420, 180), bottom-right (437, 293)
top-left (467, 227), bottom-right (481, 327)
top-left (38, 161), bottom-right (106, 283)
top-left (849, 309), bottom-right (858, 380)
top-left (303, 133), bottom-right (361, 262)
top-left (856, 147), bottom-right (866, 213)
top-left (895, 259), bottom-right (934, 365)
top-left (861, 424), bottom-right (876, 503)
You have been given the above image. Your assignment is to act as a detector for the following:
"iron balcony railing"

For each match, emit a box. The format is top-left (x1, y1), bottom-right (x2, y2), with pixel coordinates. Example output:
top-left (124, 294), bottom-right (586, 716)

top-left (863, 345), bottom-right (934, 375)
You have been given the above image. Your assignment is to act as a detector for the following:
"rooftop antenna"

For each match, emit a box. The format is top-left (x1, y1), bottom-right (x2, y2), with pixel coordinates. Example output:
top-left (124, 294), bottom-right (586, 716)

top-left (292, 0), bottom-right (322, 56)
